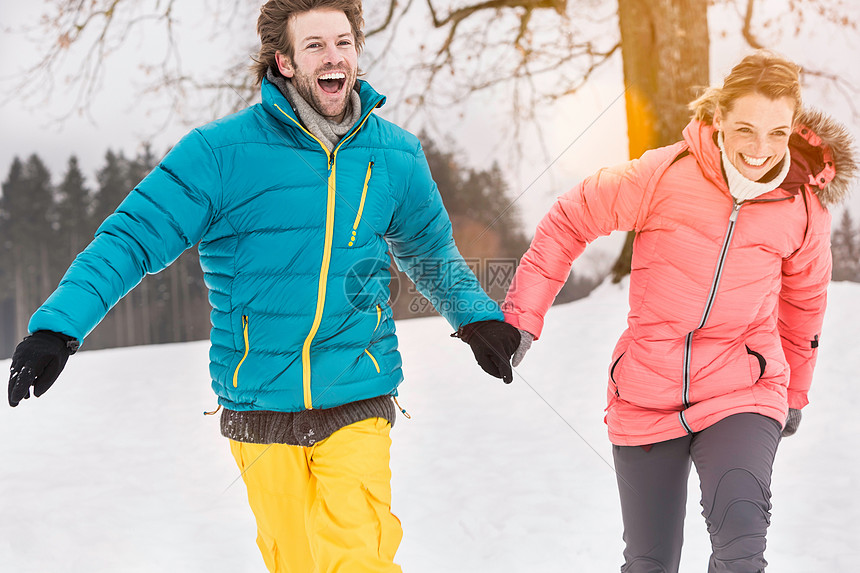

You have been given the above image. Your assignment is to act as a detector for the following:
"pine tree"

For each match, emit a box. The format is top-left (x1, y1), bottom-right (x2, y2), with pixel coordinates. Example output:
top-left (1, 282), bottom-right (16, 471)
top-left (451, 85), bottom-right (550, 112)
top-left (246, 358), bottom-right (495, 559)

top-left (0, 155), bottom-right (55, 343)
top-left (391, 133), bottom-right (531, 317)
top-left (0, 158), bottom-right (26, 354)
top-left (832, 209), bottom-right (860, 282)
top-left (25, 155), bottom-right (57, 303)
top-left (420, 132), bottom-right (529, 260)
top-left (0, 158), bottom-right (25, 280)
top-left (56, 156), bottom-right (92, 262)
top-left (92, 149), bottom-right (130, 224)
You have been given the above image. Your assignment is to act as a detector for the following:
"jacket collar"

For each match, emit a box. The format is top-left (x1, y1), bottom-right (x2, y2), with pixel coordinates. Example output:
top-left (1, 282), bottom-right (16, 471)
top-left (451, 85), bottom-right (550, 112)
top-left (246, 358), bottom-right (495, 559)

top-left (261, 77), bottom-right (387, 144)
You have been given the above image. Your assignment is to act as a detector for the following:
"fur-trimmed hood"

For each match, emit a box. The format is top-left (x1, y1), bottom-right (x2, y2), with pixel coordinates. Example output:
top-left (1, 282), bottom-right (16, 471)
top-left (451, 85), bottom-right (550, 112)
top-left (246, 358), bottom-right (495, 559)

top-left (793, 108), bottom-right (857, 206)
top-left (690, 100), bottom-right (857, 207)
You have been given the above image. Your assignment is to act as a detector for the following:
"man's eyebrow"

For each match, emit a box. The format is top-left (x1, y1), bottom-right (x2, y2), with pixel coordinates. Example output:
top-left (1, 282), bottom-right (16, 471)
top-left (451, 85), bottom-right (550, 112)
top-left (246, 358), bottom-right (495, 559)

top-left (299, 33), bottom-right (354, 43)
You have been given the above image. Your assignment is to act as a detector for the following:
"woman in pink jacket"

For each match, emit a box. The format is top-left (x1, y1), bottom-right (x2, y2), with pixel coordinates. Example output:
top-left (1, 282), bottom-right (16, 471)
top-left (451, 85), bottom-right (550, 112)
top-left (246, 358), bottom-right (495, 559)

top-left (501, 51), bottom-right (856, 572)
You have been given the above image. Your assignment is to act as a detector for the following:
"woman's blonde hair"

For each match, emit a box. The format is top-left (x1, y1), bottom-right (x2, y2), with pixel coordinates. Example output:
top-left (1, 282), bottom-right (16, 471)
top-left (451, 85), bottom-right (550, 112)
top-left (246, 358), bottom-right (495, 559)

top-left (689, 50), bottom-right (802, 123)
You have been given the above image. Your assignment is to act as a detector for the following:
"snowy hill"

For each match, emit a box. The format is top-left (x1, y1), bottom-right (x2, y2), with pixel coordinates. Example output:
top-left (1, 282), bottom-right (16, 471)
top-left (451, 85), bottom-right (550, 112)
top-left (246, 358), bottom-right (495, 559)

top-left (2, 281), bottom-right (858, 572)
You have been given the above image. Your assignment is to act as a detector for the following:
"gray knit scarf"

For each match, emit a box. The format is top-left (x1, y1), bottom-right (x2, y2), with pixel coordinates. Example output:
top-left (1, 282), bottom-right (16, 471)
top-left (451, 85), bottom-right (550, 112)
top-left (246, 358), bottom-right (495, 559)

top-left (267, 68), bottom-right (361, 152)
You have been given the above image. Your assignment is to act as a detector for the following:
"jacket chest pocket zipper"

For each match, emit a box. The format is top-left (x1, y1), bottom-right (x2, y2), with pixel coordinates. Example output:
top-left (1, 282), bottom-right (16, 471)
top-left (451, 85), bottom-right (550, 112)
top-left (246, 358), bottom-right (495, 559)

top-left (233, 315), bottom-right (250, 388)
top-left (349, 160), bottom-right (374, 246)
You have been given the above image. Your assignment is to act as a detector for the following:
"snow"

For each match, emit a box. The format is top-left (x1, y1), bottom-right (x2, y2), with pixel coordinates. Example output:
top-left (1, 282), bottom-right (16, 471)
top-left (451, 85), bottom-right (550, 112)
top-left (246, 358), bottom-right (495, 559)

top-left (1, 280), bottom-right (858, 572)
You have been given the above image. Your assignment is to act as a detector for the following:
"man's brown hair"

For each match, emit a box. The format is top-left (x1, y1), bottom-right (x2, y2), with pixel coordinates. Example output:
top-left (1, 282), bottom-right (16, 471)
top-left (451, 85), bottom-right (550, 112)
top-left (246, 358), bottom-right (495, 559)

top-left (252, 0), bottom-right (365, 84)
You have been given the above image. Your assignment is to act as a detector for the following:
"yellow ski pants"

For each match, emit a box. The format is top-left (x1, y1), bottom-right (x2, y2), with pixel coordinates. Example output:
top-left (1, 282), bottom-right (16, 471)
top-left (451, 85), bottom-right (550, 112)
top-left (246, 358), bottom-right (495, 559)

top-left (229, 417), bottom-right (403, 573)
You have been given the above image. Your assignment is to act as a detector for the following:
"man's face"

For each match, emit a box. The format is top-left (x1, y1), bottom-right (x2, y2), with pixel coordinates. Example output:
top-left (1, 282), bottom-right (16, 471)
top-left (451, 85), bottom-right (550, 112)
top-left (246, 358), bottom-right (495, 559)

top-left (276, 9), bottom-right (359, 123)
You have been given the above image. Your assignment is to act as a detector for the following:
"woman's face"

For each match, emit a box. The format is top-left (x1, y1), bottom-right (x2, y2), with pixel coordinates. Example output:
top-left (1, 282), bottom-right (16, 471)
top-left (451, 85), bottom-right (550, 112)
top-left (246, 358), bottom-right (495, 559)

top-left (713, 93), bottom-right (795, 181)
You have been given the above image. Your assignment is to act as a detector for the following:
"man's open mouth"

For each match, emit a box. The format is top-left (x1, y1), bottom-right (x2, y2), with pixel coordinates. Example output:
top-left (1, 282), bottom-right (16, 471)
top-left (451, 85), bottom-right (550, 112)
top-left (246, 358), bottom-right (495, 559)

top-left (318, 72), bottom-right (346, 94)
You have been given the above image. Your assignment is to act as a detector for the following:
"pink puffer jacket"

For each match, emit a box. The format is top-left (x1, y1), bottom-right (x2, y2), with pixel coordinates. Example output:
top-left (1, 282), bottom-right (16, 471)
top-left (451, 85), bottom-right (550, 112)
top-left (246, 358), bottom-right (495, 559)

top-left (504, 110), bottom-right (856, 446)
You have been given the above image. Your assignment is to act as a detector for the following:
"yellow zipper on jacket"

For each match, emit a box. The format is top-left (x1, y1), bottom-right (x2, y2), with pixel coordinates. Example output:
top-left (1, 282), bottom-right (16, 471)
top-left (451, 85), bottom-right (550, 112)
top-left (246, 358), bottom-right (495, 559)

top-left (273, 103), bottom-right (331, 158)
top-left (364, 349), bottom-right (381, 373)
top-left (233, 315), bottom-right (249, 388)
top-left (349, 160), bottom-right (374, 246)
top-left (363, 306), bottom-right (382, 374)
top-left (273, 102), bottom-right (379, 409)
top-left (300, 159), bottom-right (338, 408)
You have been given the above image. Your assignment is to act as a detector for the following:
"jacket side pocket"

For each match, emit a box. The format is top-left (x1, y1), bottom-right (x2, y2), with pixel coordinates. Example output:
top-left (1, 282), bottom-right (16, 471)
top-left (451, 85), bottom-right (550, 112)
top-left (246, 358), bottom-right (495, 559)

top-left (745, 345), bottom-right (766, 380)
top-left (364, 348), bottom-right (381, 374)
top-left (610, 353), bottom-right (624, 397)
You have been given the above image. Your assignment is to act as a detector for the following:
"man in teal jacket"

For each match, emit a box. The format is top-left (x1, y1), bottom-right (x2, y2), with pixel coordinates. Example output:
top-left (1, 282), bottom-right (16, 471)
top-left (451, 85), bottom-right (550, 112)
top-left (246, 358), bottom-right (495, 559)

top-left (6, 0), bottom-right (520, 570)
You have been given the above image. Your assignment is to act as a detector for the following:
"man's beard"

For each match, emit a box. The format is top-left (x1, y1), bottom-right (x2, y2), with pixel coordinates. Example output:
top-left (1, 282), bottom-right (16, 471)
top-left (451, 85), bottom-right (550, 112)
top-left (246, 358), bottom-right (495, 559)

top-left (290, 64), bottom-right (356, 122)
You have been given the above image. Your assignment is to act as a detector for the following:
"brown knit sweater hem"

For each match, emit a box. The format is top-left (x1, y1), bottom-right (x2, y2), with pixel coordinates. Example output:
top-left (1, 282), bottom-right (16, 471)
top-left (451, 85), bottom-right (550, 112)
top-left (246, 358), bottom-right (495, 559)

top-left (220, 395), bottom-right (397, 446)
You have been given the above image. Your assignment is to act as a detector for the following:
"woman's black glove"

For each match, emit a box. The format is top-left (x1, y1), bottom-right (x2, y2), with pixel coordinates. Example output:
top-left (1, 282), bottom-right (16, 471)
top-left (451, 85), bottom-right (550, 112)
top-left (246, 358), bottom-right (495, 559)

top-left (455, 320), bottom-right (521, 384)
top-left (8, 331), bottom-right (79, 407)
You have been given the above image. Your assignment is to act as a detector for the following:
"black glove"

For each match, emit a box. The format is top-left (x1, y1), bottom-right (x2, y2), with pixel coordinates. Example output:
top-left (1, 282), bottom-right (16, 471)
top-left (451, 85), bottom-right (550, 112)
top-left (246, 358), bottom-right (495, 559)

top-left (8, 330), bottom-right (79, 407)
top-left (455, 320), bottom-right (521, 384)
top-left (781, 408), bottom-right (802, 437)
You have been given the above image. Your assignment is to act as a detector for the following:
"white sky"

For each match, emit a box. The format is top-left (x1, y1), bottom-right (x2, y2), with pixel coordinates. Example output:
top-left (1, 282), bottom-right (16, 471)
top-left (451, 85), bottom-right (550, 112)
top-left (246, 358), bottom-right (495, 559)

top-left (1, 0), bottom-right (859, 259)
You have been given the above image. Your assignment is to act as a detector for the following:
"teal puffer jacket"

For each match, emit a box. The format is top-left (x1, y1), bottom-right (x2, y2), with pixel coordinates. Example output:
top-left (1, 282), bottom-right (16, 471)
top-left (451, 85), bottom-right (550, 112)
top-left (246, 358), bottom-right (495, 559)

top-left (29, 78), bottom-right (503, 412)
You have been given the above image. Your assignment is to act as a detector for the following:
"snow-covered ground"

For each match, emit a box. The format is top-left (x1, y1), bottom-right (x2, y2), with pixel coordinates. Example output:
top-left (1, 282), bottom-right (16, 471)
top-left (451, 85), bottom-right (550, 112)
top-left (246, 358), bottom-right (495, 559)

top-left (2, 281), bottom-right (858, 572)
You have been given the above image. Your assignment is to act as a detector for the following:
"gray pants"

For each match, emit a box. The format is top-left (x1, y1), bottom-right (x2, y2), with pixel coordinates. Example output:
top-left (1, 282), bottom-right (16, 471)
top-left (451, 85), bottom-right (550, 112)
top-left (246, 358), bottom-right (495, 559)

top-left (613, 413), bottom-right (782, 573)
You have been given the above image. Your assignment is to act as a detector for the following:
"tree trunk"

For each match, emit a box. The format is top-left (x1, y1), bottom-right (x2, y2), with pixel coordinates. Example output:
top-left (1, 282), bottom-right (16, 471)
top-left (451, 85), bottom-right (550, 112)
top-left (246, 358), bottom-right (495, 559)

top-left (39, 241), bottom-right (52, 302)
top-left (13, 264), bottom-right (27, 342)
top-left (178, 258), bottom-right (192, 341)
top-left (170, 267), bottom-right (181, 341)
top-left (139, 279), bottom-right (152, 346)
top-left (115, 296), bottom-right (126, 347)
top-left (124, 294), bottom-right (136, 346)
top-left (611, 0), bottom-right (710, 282)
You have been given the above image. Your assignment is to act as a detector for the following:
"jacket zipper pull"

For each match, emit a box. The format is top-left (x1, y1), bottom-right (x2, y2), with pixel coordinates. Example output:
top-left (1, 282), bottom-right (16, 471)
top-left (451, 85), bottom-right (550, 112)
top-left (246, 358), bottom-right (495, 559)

top-left (730, 201), bottom-right (742, 222)
top-left (393, 396), bottom-right (411, 419)
top-left (203, 404), bottom-right (222, 416)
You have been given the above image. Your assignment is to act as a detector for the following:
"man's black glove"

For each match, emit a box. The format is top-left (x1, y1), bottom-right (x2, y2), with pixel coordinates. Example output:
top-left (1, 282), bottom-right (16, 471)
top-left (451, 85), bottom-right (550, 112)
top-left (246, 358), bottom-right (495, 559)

top-left (455, 320), bottom-right (521, 384)
top-left (8, 331), bottom-right (79, 407)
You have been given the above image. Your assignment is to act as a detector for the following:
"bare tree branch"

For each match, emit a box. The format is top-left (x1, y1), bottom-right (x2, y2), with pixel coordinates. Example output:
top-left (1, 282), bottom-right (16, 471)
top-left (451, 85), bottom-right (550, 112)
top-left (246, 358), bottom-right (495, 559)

top-left (4, 0), bottom-right (858, 137)
top-left (426, 0), bottom-right (566, 28)
top-left (737, 0), bottom-right (860, 121)
top-left (741, 0), bottom-right (766, 49)
top-left (366, 0), bottom-right (400, 36)
top-left (802, 68), bottom-right (860, 117)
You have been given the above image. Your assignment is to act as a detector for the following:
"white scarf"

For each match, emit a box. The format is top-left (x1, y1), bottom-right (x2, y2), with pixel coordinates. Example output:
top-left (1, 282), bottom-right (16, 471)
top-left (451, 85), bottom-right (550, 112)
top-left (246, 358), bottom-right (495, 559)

top-left (717, 131), bottom-right (791, 202)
